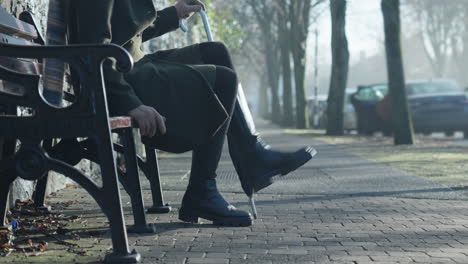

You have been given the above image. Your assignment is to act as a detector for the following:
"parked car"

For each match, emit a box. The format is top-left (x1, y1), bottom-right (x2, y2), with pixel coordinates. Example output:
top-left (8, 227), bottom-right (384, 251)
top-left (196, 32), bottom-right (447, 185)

top-left (407, 80), bottom-right (468, 136)
top-left (308, 88), bottom-right (358, 132)
top-left (343, 88), bottom-right (358, 132)
top-left (307, 95), bottom-right (327, 128)
top-left (351, 79), bottom-right (468, 137)
top-left (351, 84), bottom-right (391, 135)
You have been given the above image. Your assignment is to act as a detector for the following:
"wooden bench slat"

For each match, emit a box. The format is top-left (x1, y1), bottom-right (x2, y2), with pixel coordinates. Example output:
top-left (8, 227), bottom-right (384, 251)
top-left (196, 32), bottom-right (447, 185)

top-left (43, 0), bottom-right (67, 94)
top-left (0, 32), bottom-right (37, 46)
top-left (0, 56), bottom-right (42, 75)
top-left (0, 7), bottom-right (38, 40)
top-left (0, 80), bottom-right (26, 96)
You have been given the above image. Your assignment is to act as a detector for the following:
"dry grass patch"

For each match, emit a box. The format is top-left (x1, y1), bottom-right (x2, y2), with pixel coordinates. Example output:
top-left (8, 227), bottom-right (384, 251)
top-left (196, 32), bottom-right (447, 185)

top-left (286, 129), bottom-right (468, 192)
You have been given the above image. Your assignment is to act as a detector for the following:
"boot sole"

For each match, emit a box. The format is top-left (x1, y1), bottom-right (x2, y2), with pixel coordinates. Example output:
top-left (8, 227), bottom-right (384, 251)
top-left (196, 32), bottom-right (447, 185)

top-left (179, 208), bottom-right (253, 227)
top-left (253, 147), bottom-right (318, 193)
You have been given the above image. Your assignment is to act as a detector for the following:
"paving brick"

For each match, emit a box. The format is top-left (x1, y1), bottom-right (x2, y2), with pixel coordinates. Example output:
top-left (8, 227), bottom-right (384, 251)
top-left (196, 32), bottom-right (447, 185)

top-left (186, 258), bottom-right (228, 264)
top-left (268, 248), bottom-right (308, 255)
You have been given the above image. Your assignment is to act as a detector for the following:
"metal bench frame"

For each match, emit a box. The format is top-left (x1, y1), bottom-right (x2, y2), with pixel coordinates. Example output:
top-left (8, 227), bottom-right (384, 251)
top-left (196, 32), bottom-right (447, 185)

top-left (0, 8), bottom-right (169, 263)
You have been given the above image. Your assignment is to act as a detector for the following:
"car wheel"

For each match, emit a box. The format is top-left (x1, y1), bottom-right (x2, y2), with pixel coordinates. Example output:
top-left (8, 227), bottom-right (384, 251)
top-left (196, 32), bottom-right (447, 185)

top-left (383, 130), bottom-right (392, 137)
top-left (445, 131), bottom-right (455, 137)
top-left (463, 130), bottom-right (468, 139)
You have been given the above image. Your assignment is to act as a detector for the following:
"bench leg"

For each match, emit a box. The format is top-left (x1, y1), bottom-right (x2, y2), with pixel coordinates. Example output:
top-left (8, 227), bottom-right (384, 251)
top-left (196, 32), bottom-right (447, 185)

top-left (112, 142), bottom-right (171, 214)
top-left (119, 129), bottom-right (156, 234)
top-left (81, 138), bottom-right (159, 232)
top-left (33, 139), bottom-right (53, 212)
top-left (144, 145), bottom-right (171, 214)
top-left (0, 138), bottom-right (17, 228)
top-left (45, 138), bottom-right (140, 263)
top-left (96, 132), bottom-right (140, 263)
top-left (33, 175), bottom-right (51, 212)
top-left (0, 181), bottom-right (11, 228)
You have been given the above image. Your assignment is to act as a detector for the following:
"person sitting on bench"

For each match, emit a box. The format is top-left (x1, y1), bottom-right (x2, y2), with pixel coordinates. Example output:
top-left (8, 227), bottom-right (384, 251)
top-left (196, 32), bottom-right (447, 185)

top-left (67, 0), bottom-right (317, 227)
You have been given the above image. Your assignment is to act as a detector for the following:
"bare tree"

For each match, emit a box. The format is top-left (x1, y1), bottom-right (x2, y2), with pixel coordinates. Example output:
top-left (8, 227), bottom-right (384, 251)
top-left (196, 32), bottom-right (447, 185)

top-left (275, 0), bottom-right (294, 126)
top-left (326, 0), bottom-right (349, 135)
top-left (289, 1), bottom-right (313, 129)
top-left (274, 0), bottom-right (324, 128)
top-left (382, 0), bottom-right (414, 145)
top-left (451, 3), bottom-right (468, 84)
top-left (405, 0), bottom-right (465, 77)
top-left (247, 0), bottom-right (282, 124)
top-left (230, 2), bottom-right (272, 118)
top-left (224, 0), bottom-right (323, 126)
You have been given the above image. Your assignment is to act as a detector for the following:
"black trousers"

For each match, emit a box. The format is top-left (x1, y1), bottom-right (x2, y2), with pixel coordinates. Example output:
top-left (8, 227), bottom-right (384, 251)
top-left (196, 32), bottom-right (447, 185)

top-left (134, 42), bottom-right (239, 153)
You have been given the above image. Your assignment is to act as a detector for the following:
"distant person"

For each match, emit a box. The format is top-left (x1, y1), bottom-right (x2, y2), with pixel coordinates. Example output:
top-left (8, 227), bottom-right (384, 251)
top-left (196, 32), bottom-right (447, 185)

top-left (68, 0), bottom-right (316, 226)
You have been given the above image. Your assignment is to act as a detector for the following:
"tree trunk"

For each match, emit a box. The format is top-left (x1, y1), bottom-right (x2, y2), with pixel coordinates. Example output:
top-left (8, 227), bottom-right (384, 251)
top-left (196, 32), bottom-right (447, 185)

top-left (278, 20), bottom-right (294, 127)
top-left (292, 46), bottom-right (309, 129)
top-left (265, 40), bottom-right (282, 124)
top-left (326, 0), bottom-right (349, 135)
top-left (249, 1), bottom-right (282, 124)
top-left (290, 1), bottom-right (312, 129)
top-left (454, 4), bottom-right (468, 85)
top-left (258, 73), bottom-right (270, 119)
top-left (381, 0), bottom-right (414, 145)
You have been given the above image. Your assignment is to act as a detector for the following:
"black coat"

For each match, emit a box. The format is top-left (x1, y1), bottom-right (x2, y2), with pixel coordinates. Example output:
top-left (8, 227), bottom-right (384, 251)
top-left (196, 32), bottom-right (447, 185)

top-left (67, 0), bottom-right (228, 153)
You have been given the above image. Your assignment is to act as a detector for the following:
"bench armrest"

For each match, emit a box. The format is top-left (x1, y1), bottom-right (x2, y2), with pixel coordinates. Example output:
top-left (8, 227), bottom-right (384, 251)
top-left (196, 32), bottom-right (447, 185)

top-left (0, 43), bottom-right (133, 112)
top-left (0, 43), bottom-right (133, 73)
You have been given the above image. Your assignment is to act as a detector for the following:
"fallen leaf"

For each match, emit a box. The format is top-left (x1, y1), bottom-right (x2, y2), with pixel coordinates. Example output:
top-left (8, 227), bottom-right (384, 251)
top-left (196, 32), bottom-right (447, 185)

top-left (38, 244), bottom-right (46, 252)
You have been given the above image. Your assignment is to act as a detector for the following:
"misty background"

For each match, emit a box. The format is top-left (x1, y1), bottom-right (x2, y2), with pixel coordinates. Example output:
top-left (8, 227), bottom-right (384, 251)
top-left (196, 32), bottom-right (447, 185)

top-left (216, 0), bottom-right (468, 112)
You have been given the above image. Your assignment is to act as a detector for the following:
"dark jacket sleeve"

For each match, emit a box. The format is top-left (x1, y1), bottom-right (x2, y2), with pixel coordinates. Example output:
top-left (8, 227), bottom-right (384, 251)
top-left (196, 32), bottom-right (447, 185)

top-left (142, 6), bottom-right (180, 42)
top-left (74, 0), bottom-right (142, 115)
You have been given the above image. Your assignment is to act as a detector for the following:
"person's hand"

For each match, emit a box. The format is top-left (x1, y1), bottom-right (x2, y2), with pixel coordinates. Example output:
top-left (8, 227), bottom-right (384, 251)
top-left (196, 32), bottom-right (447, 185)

top-left (175, 0), bottom-right (205, 19)
top-left (128, 105), bottom-right (167, 137)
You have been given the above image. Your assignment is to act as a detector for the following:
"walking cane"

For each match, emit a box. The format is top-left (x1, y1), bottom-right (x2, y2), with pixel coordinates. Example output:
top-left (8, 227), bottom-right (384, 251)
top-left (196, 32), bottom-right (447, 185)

top-left (180, 12), bottom-right (259, 219)
top-left (180, 10), bottom-right (213, 41)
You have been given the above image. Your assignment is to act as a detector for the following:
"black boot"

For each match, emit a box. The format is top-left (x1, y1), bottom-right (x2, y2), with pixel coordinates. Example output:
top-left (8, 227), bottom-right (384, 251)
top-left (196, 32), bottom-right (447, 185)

top-left (178, 128), bottom-right (253, 227)
top-left (179, 67), bottom-right (252, 227)
top-left (179, 177), bottom-right (252, 227)
top-left (228, 85), bottom-right (317, 217)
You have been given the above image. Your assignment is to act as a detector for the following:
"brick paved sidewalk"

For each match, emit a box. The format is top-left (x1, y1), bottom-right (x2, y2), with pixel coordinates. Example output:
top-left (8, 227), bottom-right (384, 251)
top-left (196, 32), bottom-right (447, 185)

top-left (3, 121), bottom-right (468, 264)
